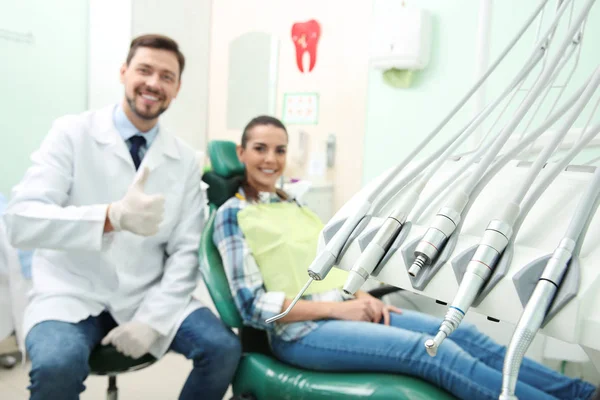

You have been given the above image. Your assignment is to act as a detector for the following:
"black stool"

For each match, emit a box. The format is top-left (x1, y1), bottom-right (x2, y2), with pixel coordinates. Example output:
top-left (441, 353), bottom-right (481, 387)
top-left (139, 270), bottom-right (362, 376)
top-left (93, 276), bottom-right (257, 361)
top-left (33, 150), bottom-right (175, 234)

top-left (88, 345), bottom-right (156, 400)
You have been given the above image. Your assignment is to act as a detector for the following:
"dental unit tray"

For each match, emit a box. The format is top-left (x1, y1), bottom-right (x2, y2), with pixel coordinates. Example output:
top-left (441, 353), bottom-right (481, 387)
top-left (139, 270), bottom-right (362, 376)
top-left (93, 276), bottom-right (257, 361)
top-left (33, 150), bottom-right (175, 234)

top-left (320, 159), bottom-right (600, 355)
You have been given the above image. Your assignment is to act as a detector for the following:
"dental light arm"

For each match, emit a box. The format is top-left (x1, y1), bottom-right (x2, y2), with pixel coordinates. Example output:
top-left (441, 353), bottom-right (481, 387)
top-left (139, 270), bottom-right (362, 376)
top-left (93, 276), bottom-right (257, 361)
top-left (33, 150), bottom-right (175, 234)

top-left (424, 65), bottom-right (600, 356)
top-left (265, 0), bottom-right (552, 324)
top-left (499, 167), bottom-right (600, 400)
top-left (409, 0), bottom-right (589, 279)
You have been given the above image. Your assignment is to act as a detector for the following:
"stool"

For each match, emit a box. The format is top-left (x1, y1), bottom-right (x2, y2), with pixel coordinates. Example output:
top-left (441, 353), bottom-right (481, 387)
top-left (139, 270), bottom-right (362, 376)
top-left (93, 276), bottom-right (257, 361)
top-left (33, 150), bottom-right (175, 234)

top-left (89, 345), bottom-right (156, 400)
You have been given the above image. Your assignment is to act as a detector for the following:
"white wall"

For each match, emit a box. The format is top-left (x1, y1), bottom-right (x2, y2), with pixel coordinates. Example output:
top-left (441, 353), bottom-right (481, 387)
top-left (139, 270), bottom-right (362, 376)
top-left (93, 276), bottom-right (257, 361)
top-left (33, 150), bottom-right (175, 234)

top-left (88, 0), bottom-right (211, 151)
top-left (0, 0), bottom-right (89, 195)
top-left (88, 0), bottom-right (132, 110)
top-left (131, 0), bottom-right (212, 151)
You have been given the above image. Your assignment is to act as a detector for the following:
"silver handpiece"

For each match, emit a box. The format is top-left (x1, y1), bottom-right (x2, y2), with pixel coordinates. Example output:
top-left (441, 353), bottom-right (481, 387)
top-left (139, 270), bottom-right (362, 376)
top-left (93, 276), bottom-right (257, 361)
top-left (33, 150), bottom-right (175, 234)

top-left (265, 277), bottom-right (314, 323)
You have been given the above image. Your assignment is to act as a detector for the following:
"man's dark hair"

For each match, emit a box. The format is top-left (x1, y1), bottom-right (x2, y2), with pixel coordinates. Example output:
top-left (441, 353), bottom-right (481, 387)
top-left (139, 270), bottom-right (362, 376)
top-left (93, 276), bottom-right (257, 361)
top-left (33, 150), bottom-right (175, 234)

top-left (126, 34), bottom-right (185, 77)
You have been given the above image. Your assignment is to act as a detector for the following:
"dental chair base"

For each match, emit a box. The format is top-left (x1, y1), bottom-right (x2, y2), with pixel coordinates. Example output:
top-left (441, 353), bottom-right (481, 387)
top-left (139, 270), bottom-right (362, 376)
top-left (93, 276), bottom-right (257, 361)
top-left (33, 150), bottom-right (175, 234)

top-left (233, 353), bottom-right (456, 400)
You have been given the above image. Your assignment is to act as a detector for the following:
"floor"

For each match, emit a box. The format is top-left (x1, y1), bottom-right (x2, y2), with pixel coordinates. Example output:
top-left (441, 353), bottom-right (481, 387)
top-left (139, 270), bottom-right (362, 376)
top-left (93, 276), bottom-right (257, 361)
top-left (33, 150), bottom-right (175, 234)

top-left (0, 352), bottom-right (233, 399)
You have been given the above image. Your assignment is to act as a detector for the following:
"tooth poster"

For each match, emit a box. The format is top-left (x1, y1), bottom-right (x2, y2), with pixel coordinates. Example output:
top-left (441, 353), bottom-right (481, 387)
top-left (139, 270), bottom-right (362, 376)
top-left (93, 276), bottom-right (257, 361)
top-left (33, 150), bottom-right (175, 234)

top-left (282, 92), bottom-right (319, 125)
top-left (291, 19), bottom-right (321, 73)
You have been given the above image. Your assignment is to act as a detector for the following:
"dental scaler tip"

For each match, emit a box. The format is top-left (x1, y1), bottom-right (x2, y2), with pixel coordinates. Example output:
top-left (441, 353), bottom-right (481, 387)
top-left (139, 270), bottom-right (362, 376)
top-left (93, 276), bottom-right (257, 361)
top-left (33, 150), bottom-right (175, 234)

top-left (424, 339), bottom-right (438, 357)
top-left (265, 277), bottom-right (314, 323)
top-left (408, 254), bottom-right (428, 277)
top-left (424, 330), bottom-right (447, 357)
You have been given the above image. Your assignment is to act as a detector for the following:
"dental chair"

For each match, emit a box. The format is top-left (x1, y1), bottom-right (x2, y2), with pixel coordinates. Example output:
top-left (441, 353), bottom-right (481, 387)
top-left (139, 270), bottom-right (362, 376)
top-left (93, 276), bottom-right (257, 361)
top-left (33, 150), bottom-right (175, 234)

top-left (199, 140), bottom-right (455, 399)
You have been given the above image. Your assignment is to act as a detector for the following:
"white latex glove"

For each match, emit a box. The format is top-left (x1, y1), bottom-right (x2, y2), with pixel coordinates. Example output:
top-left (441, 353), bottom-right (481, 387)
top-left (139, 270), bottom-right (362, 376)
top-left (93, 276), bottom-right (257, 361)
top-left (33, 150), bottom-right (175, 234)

top-left (108, 167), bottom-right (165, 236)
top-left (101, 321), bottom-right (159, 359)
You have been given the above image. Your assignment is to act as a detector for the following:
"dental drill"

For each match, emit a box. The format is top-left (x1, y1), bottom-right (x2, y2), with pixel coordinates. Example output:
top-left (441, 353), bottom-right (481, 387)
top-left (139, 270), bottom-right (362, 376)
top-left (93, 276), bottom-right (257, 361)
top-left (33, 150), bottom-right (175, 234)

top-left (266, 0), bottom-right (552, 324)
top-left (424, 64), bottom-right (600, 356)
top-left (408, 0), bottom-right (589, 280)
top-left (499, 167), bottom-right (600, 400)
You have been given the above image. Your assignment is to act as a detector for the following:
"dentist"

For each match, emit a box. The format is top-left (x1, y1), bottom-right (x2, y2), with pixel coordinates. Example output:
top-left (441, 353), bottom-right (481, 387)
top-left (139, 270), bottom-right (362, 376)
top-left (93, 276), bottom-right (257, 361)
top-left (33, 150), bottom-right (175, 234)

top-left (3, 34), bottom-right (241, 400)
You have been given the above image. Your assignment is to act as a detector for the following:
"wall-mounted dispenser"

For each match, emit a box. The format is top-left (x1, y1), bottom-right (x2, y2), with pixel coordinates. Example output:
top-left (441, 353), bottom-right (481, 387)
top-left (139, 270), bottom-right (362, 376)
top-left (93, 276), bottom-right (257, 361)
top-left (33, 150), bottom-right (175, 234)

top-left (370, 2), bottom-right (432, 71)
top-left (326, 133), bottom-right (336, 168)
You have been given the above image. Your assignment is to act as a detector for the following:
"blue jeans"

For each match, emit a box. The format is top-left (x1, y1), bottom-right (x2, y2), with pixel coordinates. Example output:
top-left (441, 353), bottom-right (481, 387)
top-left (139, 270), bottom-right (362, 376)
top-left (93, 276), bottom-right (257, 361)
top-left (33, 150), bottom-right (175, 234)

top-left (270, 310), bottom-right (595, 400)
top-left (26, 308), bottom-right (241, 400)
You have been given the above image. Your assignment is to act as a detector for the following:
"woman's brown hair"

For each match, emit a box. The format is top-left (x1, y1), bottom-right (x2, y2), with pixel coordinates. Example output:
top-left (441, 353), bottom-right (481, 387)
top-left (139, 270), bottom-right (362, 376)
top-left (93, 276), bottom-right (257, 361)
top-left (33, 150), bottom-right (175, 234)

top-left (240, 116), bottom-right (289, 202)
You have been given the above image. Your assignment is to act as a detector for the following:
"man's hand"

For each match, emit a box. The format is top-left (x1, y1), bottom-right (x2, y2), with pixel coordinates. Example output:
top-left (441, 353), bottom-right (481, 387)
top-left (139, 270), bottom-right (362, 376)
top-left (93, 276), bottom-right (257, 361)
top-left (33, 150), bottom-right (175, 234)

top-left (107, 167), bottom-right (165, 236)
top-left (101, 321), bottom-right (159, 359)
top-left (330, 294), bottom-right (402, 325)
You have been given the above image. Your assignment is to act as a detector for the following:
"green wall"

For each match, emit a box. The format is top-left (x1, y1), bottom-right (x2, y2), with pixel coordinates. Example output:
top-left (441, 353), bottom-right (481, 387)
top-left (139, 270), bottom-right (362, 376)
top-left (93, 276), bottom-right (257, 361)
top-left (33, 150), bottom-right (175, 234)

top-left (0, 0), bottom-right (88, 196)
top-left (363, 0), bottom-right (600, 184)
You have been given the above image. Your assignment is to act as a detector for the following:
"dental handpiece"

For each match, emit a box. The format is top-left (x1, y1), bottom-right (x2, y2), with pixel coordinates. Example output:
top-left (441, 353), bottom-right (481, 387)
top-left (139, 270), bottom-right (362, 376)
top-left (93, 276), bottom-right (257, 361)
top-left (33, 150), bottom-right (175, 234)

top-left (343, 188), bottom-right (419, 295)
top-left (500, 167), bottom-right (600, 399)
top-left (499, 240), bottom-right (574, 398)
top-left (424, 210), bottom-right (516, 357)
top-left (408, 191), bottom-right (468, 278)
top-left (425, 61), bottom-right (600, 356)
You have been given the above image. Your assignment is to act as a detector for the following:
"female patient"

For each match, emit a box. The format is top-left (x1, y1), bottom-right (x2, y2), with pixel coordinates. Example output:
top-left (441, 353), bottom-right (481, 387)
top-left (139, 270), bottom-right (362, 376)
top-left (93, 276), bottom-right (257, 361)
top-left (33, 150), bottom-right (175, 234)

top-left (213, 115), bottom-right (596, 400)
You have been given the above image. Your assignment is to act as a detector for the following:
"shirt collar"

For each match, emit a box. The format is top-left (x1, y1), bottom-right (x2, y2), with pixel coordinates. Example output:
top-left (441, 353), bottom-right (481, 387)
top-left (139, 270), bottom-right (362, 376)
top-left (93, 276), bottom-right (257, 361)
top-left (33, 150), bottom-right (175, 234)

top-left (113, 103), bottom-right (160, 146)
top-left (237, 187), bottom-right (293, 204)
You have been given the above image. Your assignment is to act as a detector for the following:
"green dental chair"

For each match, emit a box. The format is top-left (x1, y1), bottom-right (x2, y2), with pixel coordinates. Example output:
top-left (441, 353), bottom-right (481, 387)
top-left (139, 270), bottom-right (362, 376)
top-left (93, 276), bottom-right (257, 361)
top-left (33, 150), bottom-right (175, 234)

top-left (199, 140), bottom-right (455, 400)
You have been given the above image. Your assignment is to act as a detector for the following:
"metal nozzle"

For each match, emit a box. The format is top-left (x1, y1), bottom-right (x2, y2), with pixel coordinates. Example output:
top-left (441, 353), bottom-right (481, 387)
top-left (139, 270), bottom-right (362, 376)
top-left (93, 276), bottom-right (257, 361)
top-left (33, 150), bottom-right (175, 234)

top-left (424, 331), bottom-right (447, 357)
top-left (266, 278), bottom-right (314, 323)
top-left (498, 394), bottom-right (518, 400)
top-left (408, 254), bottom-right (428, 277)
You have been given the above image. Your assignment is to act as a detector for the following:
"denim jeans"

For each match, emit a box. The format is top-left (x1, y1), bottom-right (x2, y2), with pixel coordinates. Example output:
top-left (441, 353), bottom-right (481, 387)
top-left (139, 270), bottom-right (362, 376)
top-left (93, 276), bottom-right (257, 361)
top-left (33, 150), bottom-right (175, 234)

top-left (26, 308), bottom-right (241, 400)
top-left (270, 310), bottom-right (595, 400)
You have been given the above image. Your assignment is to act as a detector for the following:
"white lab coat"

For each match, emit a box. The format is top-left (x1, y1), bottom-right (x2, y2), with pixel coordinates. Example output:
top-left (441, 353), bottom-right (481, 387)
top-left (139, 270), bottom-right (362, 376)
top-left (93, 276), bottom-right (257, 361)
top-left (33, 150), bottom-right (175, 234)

top-left (0, 221), bottom-right (14, 343)
top-left (0, 219), bottom-right (31, 353)
top-left (3, 104), bottom-right (205, 358)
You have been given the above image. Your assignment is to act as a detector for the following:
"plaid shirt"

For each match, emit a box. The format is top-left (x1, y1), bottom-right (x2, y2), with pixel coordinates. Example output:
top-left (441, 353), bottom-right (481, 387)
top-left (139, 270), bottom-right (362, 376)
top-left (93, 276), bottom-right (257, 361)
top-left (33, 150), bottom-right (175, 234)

top-left (212, 189), bottom-right (346, 341)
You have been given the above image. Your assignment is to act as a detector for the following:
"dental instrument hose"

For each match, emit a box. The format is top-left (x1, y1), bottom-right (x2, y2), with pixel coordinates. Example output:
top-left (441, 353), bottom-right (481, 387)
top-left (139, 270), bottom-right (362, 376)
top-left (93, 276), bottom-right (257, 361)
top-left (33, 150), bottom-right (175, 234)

top-left (421, 67), bottom-right (597, 356)
top-left (266, 0), bottom-right (553, 324)
top-left (409, 0), bottom-right (583, 279)
top-left (409, 47), bottom-right (555, 225)
top-left (343, 51), bottom-right (545, 295)
top-left (499, 167), bottom-right (600, 400)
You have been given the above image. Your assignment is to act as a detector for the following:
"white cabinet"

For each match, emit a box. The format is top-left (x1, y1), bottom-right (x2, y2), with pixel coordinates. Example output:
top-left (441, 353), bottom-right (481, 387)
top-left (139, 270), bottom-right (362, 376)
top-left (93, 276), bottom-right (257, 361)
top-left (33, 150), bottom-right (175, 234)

top-left (301, 183), bottom-right (334, 223)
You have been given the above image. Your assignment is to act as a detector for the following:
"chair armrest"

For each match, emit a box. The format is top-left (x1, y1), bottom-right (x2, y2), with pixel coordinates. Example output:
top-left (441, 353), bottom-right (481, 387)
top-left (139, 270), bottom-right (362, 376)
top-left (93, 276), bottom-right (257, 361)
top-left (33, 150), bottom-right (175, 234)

top-left (367, 285), bottom-right (403, 299)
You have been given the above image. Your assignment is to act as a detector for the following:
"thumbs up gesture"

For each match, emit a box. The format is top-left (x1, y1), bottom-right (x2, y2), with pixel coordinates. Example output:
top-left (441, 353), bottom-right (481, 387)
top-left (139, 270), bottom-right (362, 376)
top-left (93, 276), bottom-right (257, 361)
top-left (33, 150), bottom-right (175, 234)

top-left (108, 167), bottom-right (166, 236)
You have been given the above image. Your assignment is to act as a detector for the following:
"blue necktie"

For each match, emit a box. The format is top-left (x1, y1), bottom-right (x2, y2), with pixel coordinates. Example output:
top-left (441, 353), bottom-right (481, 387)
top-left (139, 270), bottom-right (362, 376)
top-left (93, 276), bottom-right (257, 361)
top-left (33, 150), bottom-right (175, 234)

top-left (129, 135), bottom-right (146, 170)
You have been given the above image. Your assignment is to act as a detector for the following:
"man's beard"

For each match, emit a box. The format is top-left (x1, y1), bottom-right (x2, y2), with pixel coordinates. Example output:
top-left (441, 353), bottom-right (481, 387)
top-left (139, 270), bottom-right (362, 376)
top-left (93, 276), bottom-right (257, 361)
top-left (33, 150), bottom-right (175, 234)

top-left (126, 94), bottom-right (168, 121)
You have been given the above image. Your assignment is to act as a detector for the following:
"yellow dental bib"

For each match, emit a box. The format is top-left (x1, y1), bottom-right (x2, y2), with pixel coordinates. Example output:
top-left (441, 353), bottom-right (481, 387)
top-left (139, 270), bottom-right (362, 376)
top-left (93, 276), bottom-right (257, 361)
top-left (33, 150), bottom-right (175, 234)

top-left (237, 200), bottom-right (348, 298)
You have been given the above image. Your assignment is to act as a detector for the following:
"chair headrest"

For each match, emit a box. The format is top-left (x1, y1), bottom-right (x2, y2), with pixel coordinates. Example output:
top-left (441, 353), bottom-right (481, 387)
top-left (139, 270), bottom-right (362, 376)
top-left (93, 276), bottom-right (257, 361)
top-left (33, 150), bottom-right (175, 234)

top-left (208, 141), bottom-right (244, 178)
top-left (203, 140), bottom-right (245, 208)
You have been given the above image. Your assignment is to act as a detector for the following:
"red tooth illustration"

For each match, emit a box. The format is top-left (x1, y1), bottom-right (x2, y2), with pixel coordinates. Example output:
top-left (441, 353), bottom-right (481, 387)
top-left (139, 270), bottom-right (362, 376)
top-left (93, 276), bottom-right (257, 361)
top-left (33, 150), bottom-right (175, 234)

top-left (291, 19), bottom-right (321, 73)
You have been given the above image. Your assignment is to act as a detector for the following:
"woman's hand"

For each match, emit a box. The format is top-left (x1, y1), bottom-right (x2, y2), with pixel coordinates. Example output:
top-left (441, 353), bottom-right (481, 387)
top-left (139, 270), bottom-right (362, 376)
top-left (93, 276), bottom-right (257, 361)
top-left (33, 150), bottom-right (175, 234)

top-left (330, 294), bottom-right (402, 325)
